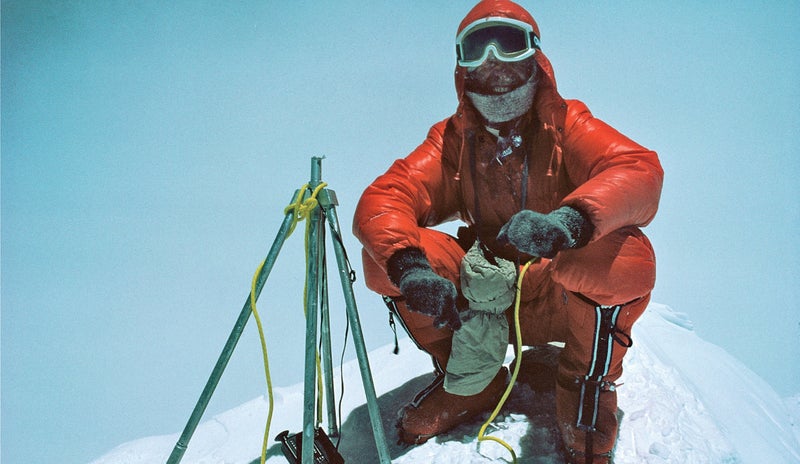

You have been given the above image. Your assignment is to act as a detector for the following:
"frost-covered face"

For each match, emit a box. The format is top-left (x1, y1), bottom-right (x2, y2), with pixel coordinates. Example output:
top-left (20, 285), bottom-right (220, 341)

top-left (463, 54), bottom-right (538, 124)
top-left (464, 53), bottom-right (536, 95)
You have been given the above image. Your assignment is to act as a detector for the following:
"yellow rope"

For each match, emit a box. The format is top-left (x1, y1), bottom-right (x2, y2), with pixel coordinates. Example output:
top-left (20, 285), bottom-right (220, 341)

top-left (252, 182), bottom-right (329, 464)
top-left (303, 186), bottom-right (327, 427)
top-left (250, 259), bottom-right (273, 464)
top-left (477, 257), bottom-right (539, 463)
top-left (283, 182), bottom-right (329, 235)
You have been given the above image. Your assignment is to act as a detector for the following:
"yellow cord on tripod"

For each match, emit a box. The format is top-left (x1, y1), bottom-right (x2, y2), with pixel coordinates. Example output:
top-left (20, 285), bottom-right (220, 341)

top-left (284, 182), bottom-right (329, 236)
top-left (250, 182), bottom-right (329, 464)
top-left (287, 182), bottom-right (329, 425)
top-left (477, 257), bottom-right (539, 464)
top-left (250, 259), bottom-right (273, 464)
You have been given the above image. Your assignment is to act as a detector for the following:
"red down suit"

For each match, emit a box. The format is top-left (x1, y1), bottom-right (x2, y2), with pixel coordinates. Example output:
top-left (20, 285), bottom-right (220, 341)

top-left (353, 0), bottom-right (663, 458)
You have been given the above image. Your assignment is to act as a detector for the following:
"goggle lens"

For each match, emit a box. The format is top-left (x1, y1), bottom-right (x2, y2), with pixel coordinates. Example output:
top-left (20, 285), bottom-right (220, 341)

top-left (461, 25), bottom-right (528, 61)
top-left (456, 18), bottom-right (539, 67)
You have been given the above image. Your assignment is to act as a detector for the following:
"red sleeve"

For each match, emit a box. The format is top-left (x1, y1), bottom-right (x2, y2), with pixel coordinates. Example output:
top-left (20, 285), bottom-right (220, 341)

top-left (353, 119), bottom-right (461, 268)
top-left (560, 100), bottom-right (664, 240)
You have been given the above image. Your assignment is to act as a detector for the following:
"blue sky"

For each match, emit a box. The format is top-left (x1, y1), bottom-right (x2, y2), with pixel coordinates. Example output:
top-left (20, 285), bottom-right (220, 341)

top-left (2, 1), bottom-right (798, 463)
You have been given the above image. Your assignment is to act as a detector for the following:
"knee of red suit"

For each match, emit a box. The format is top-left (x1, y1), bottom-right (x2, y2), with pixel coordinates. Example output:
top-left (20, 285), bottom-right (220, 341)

top-left (552, 226), bottom-right (655, 306)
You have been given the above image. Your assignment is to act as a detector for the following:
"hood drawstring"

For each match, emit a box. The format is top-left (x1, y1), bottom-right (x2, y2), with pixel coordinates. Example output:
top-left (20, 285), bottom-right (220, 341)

top-left (454, 129), bottom-right (465, 182)
top-left (453, 101), bottom-right (468, 182)
top-left (546, 137), bottom-right (562, 178)
top-left (542, 101), bottom-right (566, 178)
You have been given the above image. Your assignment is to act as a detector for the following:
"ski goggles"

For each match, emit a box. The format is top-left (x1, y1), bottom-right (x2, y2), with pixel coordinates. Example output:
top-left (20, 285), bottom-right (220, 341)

top-left (456, 17), bottom-right (540, 67)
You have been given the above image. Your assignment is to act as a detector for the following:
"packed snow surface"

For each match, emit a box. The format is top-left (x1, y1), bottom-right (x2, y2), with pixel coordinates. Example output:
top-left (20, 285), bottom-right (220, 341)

top-left (92, 303), bottom-right (800, 463)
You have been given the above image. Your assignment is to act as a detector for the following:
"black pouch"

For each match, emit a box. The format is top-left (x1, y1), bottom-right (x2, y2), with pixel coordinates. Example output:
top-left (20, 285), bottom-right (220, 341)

top-left (275, 428), bottom-right (345, 464)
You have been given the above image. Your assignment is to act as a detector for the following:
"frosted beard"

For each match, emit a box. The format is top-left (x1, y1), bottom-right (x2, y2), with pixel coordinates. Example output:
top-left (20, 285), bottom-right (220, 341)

top-left (466, 74), bottom-right (537, 125)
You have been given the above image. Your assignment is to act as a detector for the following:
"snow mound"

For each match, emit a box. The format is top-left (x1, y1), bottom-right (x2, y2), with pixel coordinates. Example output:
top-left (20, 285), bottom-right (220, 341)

top-left (91, 303), bottom-right (800, 464)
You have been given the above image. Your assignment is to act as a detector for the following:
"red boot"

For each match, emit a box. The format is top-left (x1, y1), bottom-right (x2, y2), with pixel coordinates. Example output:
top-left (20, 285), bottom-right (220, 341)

top-left (399, 366), bottom-right (509, 444)
top-left (556, 379), bottom-right (618, 464)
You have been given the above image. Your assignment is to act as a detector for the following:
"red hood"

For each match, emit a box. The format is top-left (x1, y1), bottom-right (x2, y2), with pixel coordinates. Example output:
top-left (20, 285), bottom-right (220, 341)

top-left (456, 0), bottom-right (540, 37)
top-left (454, 0), bottom-right (558, 105)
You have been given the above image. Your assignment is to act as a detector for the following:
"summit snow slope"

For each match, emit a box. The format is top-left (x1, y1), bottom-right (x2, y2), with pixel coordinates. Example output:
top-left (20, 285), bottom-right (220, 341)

top-left (91, 303), bottom-right (800, 463)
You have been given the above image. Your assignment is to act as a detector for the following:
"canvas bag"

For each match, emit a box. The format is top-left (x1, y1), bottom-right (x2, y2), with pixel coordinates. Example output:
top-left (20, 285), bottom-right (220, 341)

top-left (445, 240), bottom-right (516, 395)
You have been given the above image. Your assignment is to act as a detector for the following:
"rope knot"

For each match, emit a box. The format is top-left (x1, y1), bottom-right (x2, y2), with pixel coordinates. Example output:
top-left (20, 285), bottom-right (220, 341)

top-left (283, 182), bottom-right (328, 236)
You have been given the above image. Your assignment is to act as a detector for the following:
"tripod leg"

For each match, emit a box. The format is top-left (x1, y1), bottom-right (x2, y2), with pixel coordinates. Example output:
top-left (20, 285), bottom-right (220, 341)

top-left (324, 203), bottom-right (392, 464)
top-left (301, 201), bottom-right (324, 464)
top-left (167, 192), bottom-right (300, 464)
top-left (319, 227), bottom-right (340, 437)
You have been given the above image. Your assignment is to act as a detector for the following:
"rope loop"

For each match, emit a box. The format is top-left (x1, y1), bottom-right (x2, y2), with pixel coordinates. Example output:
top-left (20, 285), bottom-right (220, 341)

top-left (284, 182), bottom-right (328, 236)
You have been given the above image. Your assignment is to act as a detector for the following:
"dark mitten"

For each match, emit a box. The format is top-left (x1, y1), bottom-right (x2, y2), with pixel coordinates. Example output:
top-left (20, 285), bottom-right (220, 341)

top-left (496, 206), bottom-right (593, 259)
top-left (387, 247), bottom-right (461, 330)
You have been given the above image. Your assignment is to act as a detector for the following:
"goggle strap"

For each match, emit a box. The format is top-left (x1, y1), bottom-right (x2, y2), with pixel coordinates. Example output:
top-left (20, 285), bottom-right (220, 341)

top-left (530, 31), bottom-right (541, 50)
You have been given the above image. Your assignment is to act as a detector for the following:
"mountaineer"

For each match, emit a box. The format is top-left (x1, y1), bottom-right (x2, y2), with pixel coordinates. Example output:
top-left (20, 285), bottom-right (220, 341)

top-left (353, 1), bottom-right (663, 461)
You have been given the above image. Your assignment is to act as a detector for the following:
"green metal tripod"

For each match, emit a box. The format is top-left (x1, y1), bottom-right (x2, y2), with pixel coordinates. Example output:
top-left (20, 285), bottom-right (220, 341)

top-left (167, 157), bottom-right (390, 464)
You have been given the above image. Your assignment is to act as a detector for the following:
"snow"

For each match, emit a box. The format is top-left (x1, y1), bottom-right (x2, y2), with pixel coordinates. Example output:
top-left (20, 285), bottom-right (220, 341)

top-left (91, 303), bottom-right (800, 464)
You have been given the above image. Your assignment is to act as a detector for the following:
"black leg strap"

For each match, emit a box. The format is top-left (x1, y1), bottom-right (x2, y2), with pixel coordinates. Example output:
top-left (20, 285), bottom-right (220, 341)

top-left (383, 296), bottom-right (402, 355)
top-left (577, 304), bottom-right (623, 430)
top-left (382, 295), bottom-right (445, 375)
top-left (568, 293), bottom-right (638, 463)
